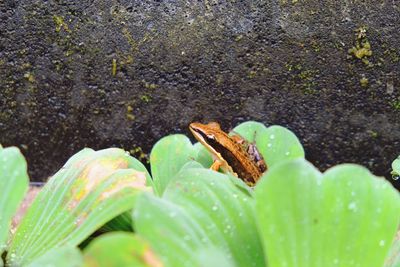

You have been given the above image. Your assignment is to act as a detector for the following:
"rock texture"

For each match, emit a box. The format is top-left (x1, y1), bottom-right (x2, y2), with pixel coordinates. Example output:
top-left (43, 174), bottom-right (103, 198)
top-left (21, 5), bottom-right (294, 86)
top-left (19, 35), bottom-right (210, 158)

top-left (1, 1), bottom-right (399, 187)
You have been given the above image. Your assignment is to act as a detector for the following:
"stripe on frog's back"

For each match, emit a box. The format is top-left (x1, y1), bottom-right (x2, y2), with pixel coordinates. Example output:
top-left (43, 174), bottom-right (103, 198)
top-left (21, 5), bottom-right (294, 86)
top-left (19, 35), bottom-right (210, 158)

top-left (206, 137), bottom-right (257, 184)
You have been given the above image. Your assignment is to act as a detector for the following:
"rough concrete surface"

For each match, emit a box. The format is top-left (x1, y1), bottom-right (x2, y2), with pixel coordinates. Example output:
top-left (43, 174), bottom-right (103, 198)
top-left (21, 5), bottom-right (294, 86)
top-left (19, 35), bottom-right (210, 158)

top-left (0, 1), bottom-right (399, 187)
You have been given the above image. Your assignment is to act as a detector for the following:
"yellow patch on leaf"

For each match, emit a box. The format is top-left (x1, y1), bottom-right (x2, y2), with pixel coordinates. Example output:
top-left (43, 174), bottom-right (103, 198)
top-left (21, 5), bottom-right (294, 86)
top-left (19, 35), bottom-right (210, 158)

top-left (100, 170), bottom-right (148, 200)
top-left (143, 246), bottom-right (163, 267)
top-left (68, 157), bottom-right (130, 210)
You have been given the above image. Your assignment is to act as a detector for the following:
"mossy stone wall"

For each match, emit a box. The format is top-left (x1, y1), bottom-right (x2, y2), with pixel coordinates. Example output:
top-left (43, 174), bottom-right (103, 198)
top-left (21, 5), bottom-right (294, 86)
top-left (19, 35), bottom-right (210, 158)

top-left (0, 1), bottom-right (399, 186)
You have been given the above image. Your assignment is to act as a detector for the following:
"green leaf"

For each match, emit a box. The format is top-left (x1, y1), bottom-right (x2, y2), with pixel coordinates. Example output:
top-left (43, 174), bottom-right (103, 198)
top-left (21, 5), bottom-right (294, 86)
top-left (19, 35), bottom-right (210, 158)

top-left (126, 154), bottom-right (154, 189)
top-left (83, 232), bottom-right (162, 267)
top-left (391, 156), bottom-right (400, 179)
top-left (98, 154), bottom-right (152, 233)
top-left (385, 234), bottom-right (400, 267)
top-left (7, 148), bottom-right (148, 266)
top-left (255, 159), bottom-right (400, 267)
top-left (194, 249), bottom-right (235, 267)
top-left (180, 160), bottom-right (205, 170)
top-left (26, 246), bottom-right (83, 267)
top-left (134, 193), bottom-right (216, 267)
top-left (233, 121), bottom-right (305, 168)
top-left (0, 147), bottom-right (29, 253)
top-left (150, 134), bottom-right (196, 195)
top-left (164, 169), bottom-right (264, 266)
top-left (134, 168), bottom-right (265, 267)
top-left (193, 142), bottom-right (213, 168)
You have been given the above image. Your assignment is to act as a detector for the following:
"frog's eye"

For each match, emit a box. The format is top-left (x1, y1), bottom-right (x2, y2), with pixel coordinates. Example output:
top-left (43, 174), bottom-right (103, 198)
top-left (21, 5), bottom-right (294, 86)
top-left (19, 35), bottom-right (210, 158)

top-left (206, 134), bottom-right (215, 140)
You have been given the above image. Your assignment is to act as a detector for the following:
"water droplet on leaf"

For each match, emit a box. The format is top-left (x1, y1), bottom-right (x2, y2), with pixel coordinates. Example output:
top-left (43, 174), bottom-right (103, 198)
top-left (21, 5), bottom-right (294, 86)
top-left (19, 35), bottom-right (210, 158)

top-left (348, 202), bottom-right (357, 211)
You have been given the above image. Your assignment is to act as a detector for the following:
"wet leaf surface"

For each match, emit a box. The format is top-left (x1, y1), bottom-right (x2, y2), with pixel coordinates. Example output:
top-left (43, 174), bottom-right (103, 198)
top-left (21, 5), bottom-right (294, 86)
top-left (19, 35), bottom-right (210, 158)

top-left (134, 168), bottom-right (264, 267)
top-left (0, 147), bottom-right (29, 255)
top-left (255, 159), bottom-right (400, 267)
top-left (7, 148), bottom-right (148, 266)
top-left (83, 232), bottom-right (162, 267)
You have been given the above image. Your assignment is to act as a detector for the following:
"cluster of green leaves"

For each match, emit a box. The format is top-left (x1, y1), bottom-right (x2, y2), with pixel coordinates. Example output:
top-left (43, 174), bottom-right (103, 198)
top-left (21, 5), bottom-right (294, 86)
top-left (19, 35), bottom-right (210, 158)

top-left (1, 121), bottom-right (400, 267)
top-left (0, 147), bottom-right (151, 267)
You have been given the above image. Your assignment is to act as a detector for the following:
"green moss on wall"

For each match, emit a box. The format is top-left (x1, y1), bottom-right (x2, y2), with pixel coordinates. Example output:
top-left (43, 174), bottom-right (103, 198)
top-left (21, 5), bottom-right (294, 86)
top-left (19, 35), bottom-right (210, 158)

top-left (348, 26), bottom-right (373, 66)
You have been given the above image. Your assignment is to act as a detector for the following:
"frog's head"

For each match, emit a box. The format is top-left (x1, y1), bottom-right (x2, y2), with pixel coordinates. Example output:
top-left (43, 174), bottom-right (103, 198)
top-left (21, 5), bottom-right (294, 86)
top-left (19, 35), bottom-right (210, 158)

top-left (189, 122), bottom-right (217, 143)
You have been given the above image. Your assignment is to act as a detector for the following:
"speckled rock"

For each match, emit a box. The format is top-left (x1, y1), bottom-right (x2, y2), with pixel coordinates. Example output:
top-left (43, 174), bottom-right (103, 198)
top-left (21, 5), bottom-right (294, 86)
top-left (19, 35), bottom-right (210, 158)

top-left (1, 1), bottom-right (399, 188)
